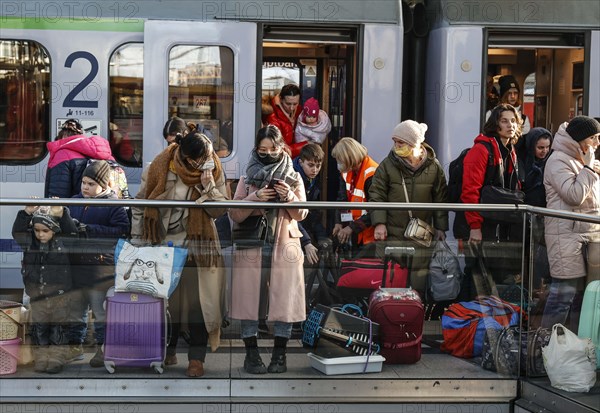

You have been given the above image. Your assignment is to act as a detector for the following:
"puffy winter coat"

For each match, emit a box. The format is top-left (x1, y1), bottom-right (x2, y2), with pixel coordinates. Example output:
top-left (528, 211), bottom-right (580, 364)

top-left (544, 123), bottom-right (600, 279)
top-left (45, 135), bottom-right (115, 198)
top-left (12, 209), bottom-right (78, 300)
top-left (266, 95), bottom-right (305, 158)
top-left (69, 191), bottom-right (130, 287)
top-left (369, 144), bottom-right (448, 292)
top-left (370, 143), bottom-right (449, 236)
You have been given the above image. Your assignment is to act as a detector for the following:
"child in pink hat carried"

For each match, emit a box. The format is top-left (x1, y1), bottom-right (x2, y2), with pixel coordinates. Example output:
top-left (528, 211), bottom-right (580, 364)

top-left (294, 97), bottom-right (332, 145)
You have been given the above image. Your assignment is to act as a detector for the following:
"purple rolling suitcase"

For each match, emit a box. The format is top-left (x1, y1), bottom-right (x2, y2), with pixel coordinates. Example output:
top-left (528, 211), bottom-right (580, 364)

top-left (104, 292), bottom-right (166, 373)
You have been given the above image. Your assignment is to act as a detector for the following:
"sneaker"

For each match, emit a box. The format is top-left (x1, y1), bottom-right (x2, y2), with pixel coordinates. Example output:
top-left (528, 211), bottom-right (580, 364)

top-left (89, 348), bottom-right (104, 368)
top-left (67, 344), bottom-right (84, 362)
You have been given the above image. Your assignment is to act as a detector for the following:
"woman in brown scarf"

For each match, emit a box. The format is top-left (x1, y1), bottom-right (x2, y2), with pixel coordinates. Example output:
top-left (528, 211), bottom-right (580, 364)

top-left (131, 131), bottom-right (228, 377)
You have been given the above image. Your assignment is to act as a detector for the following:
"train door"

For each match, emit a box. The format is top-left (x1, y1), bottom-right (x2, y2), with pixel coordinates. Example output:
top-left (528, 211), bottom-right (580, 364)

top-left (486, 32), bottom-right (587, 135)
top-left (260, 25), bottom-right (357, 227)
top-left (142, 20), bottom-right (257, 179)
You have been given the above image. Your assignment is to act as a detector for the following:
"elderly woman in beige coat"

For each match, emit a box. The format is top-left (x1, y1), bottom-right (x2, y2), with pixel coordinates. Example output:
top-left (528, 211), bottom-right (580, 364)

top-left (131, 131), bottom-right (228, 377)
top-left (542, 116), bottom-right (600, 332)
top-left (229, 125), bottom-right (307, 374)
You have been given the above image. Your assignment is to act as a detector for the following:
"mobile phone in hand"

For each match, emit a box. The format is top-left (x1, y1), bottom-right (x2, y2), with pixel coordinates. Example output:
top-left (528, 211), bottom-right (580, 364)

top-left (267, 178), bottom-right (282, 189)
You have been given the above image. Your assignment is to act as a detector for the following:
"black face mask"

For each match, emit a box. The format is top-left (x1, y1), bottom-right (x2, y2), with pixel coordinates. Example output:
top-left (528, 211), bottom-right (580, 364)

top-left (259, 153), bottom-right (282, 165)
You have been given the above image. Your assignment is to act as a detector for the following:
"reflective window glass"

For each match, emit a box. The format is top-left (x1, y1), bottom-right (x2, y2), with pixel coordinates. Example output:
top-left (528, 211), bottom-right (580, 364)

top-left (0, 40), bottom-right (50, 164)
top-left (169, 45), bottom-right (234, 158)
top-left (109, 43), bottom-right (144, 167)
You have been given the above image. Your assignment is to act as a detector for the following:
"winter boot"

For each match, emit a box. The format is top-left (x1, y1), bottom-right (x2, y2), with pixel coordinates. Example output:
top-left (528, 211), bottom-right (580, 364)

top-left (243, 336), bottom-right (267, 374)
top-left (33, 346), bottom-right (49, 373)
top-left (268, 336), bottom-right (288, 373)
top-left (89, 346), bottom-right (104, 368)
top-left (46, 345), bottom-right (65, 374)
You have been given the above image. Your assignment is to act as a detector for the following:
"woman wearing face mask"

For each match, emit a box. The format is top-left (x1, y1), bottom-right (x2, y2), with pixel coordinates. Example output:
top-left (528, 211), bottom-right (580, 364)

top-left (228, 125), bottom-right (307, 374)
top-left (266, 84), bottom-right (305, 158)
top-left (331, 137), bottom-right (379, 254)
top-left (369, 121), bottom-right (448, 295)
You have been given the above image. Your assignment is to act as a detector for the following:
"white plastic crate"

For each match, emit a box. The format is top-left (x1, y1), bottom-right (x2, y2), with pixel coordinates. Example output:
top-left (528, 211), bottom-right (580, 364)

top-left (307, 352), bottom-right (385, 375)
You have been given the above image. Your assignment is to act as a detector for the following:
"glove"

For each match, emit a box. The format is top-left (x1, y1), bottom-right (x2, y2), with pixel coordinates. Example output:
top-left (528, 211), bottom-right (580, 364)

top-left (582, 145), bottom-right (595, 168)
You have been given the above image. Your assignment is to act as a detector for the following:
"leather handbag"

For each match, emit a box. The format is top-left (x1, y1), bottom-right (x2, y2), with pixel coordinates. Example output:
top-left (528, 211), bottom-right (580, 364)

top-left (479, 185), bottom-right (525, 223)
top-left (401, 175), bottom-right (434, 248)
top-left (232, 213), bottom-right (269, 250)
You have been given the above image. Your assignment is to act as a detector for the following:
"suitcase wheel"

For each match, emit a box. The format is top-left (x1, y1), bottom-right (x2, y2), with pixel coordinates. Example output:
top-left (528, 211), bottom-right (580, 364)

top-left (104, 361), bottom-right (115, 374)
top-left (152, 362), bottom-right (164, 374)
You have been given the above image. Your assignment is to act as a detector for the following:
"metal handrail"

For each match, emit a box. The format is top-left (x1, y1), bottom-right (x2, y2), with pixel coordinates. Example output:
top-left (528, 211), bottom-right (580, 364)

top-left (1, 197), bottom-right (599, 223)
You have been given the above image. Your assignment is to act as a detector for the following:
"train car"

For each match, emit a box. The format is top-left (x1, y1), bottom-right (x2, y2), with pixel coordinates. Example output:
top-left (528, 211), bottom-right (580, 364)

top-left (1, 1), bottom-right (599, 411)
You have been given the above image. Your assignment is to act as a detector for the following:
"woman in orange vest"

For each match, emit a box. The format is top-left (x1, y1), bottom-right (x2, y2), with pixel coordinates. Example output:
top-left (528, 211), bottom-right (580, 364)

top-left (331, 137), bottom-right (379, 250)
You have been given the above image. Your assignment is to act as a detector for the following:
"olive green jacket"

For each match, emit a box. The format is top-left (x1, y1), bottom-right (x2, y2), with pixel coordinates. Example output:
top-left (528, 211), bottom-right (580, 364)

top-left (370, 144), bottom-right (449, 240)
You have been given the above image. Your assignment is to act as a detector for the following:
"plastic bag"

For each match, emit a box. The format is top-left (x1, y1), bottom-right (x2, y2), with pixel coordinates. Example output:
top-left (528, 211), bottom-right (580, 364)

top-left (542, 324), bottom-right (597, 392)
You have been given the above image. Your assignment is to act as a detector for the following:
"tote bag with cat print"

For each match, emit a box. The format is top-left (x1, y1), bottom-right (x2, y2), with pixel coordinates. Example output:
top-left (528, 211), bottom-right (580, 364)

top-left (114, 239), bottom-right (187, 299)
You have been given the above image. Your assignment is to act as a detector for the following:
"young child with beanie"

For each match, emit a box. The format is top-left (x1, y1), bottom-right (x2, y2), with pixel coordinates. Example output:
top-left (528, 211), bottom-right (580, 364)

top-left (67, 160), bottom-right (130, 367)
top-left (294, 97), bottom-right (332, 145)
top-left (12, 202), bottom-right (79, 373)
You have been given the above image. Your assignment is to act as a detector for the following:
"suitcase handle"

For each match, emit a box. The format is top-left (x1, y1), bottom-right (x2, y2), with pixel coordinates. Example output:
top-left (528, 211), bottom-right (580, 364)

top-left (382, 246), bottom-right (415, 288)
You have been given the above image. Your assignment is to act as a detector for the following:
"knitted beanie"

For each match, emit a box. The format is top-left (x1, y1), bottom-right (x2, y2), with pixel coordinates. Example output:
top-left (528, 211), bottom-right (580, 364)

top-left (303, 97), bottom-right (320, 118)
top-left (498, 75), bottom-right (520, 98)
top-left (83, 160), bottom-right (111, 189)
top-left (566, 116), bottom-right (600, 142)
top-left (392, 120), bottom-right (427, 146)
top-left (32, 212), bottom-right (61, 233)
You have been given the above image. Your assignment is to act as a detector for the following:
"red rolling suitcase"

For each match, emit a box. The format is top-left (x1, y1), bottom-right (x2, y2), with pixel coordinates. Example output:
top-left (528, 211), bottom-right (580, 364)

top-left (103, 292), bottom-right (167, 373)
top-left (368, 246), bottom-right (424, 364)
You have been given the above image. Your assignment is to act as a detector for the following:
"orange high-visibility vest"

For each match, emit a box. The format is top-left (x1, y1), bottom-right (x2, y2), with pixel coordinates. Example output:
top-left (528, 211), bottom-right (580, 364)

top-left (342, 156), bottom-right (378, 245)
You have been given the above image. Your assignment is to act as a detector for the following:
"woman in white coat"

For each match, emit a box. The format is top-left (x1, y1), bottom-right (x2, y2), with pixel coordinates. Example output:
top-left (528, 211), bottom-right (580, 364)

top-left (542, 116), bottom-right (600, 332)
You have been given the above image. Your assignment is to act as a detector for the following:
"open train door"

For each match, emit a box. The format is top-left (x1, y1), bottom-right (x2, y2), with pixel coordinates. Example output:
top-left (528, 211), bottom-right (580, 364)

top-left (143, 20), bottom-right (257, 178)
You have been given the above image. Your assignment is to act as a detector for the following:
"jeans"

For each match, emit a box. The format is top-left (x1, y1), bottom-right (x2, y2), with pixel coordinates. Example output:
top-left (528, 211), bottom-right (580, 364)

top-left (541, 277), bottom-right (585, 333)
top-left (68, 281), bottom-right (111, 345)
top-left (241, 319), bottom-right (292, 339)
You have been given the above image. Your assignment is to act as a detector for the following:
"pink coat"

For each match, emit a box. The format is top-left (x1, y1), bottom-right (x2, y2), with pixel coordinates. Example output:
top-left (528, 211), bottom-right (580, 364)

top-left (229, 175), bottom-right (308, 323)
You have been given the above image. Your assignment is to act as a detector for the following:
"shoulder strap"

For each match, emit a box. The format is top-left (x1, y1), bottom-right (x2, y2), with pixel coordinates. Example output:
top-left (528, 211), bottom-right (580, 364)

top-left (477, 141), bottom-right (502, 187)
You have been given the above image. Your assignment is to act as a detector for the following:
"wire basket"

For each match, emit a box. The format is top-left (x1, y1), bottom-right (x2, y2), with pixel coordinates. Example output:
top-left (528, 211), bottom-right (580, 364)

top-left (0, 338), bottom-right (20, 375)
top-left (0, 301), bottom-right (21, 340)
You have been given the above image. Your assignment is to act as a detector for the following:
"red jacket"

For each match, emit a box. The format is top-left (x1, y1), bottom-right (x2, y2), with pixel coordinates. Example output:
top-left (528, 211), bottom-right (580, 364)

top-left (266, 96), bottom-right (305, 158)
top-left (461, 134), bottom-right (503, 230)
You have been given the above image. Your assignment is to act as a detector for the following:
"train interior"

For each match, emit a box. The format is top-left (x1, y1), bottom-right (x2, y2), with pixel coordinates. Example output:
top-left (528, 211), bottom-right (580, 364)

top-left (486, 32), bottom-right (587, 134)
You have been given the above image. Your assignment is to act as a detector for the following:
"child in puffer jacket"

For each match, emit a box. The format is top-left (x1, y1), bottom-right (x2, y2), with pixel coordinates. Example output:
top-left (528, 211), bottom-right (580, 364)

top-left (66, 160), bottom-right (130, 367)
top-left (294, 98), bottom-right (332, 145)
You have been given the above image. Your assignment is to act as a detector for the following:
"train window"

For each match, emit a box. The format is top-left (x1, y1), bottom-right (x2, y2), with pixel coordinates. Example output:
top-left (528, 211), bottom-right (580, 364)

top-left (0, 40), bottom-right (50, 164)
top-left (109, 43), bottom-right (144, 167)
top-left (168, 45), bottom-right (233, 158)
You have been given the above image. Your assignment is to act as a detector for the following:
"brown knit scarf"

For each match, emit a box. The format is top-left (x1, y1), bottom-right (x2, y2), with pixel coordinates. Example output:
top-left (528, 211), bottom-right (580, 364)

top-left (141, 144), bottom-right (223, 267)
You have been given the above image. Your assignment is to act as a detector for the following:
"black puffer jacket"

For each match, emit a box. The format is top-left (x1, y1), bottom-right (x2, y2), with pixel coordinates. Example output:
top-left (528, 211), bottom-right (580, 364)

top-left (12, 209), bottom-right (78, 300)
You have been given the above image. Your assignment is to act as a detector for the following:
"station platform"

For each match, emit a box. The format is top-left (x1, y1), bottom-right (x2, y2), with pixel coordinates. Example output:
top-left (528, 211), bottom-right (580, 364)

top-left (1, 325), bottom-right (598, 412)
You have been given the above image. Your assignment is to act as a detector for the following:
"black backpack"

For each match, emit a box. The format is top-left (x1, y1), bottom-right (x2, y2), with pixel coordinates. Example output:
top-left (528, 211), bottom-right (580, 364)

top-left (448, 141), bottom-right (497, 239)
